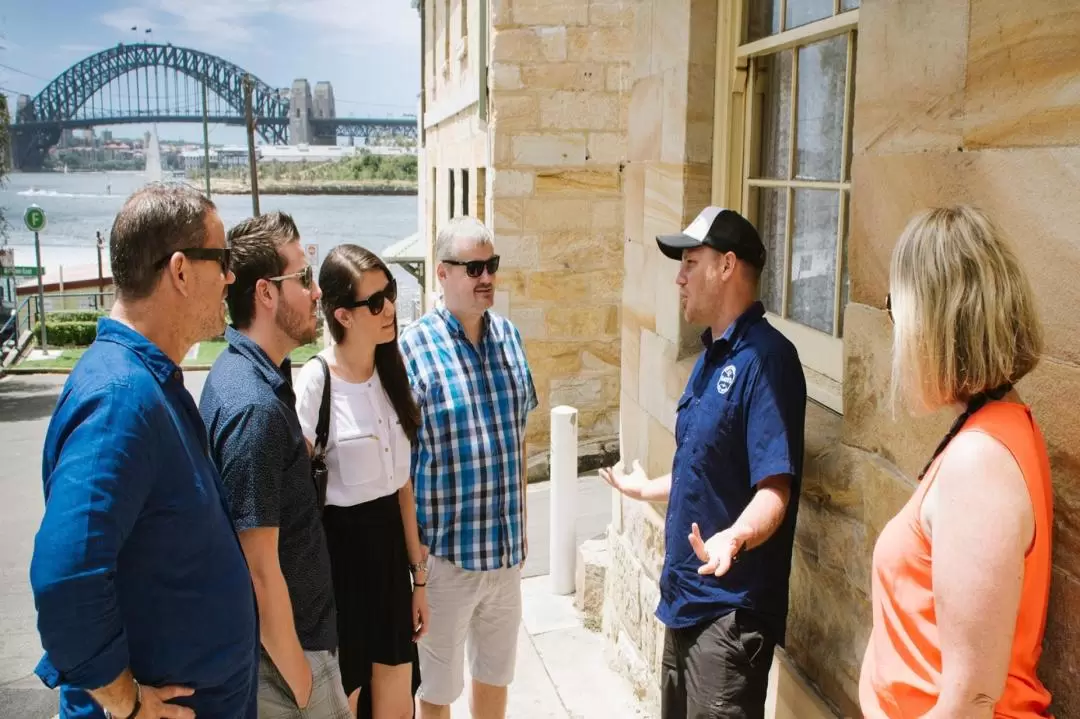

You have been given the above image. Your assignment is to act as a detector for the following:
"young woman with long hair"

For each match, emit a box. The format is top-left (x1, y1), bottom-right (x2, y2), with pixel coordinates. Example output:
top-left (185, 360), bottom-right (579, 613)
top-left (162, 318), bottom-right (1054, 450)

top-left (295, 244), bottom-right (427, 719)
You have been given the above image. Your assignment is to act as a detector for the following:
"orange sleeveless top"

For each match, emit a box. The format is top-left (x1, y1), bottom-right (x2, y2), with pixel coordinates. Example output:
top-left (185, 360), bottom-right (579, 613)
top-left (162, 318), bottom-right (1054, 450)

top-left (859, 402), bottom-right (1054, 718)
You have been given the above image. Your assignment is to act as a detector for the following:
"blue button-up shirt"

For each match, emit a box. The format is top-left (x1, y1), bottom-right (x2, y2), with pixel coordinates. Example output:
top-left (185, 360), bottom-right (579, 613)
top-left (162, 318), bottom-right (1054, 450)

top-left (656, 302), bottom-right (806, 645)
top-left (400, 307), bottom-right (538, 571)
top-left (30, 318), bottom-right (259, 719)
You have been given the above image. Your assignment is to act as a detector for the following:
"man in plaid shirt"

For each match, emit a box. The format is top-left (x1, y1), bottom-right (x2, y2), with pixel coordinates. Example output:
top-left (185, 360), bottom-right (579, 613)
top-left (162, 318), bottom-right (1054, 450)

top-left (400, 216), bottom-right (538, 719)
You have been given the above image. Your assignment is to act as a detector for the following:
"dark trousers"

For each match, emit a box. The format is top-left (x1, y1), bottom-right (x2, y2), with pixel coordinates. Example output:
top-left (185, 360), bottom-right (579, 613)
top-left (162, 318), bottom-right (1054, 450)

top-left (661, 610), bottom-right (776, 719)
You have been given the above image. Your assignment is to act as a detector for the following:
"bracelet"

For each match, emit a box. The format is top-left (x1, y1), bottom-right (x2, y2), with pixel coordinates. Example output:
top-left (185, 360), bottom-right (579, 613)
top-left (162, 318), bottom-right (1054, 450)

top-left (409, 562), bottom-right (425, 575)
top-left (106, 678), bottom-right (142, 719)
top-left (413, 581), bottom-right (427, 587)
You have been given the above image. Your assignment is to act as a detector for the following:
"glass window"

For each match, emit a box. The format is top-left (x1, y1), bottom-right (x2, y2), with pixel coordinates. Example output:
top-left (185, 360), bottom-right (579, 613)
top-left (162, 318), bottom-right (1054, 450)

top-left (795, 35), bottom-right (848, 181)
top-left (785, 0), bottom-right (834, 31)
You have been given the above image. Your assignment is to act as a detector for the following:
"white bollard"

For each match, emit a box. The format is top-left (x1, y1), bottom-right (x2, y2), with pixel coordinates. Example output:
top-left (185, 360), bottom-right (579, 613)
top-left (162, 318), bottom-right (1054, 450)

top-left (549, 405), bottom-right (579, 595)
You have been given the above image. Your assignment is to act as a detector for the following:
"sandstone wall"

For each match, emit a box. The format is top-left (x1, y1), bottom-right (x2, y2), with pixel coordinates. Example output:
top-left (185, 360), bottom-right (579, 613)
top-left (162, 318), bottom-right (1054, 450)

top-left (486, 0), bottom-right (632, 450)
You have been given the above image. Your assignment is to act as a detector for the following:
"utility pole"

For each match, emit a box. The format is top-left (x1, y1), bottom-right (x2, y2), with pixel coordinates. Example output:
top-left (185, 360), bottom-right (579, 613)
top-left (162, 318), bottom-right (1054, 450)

top-left (243, 73), bottom-right (260, 217)
top-left (201, 81), bottom-right (212, 198)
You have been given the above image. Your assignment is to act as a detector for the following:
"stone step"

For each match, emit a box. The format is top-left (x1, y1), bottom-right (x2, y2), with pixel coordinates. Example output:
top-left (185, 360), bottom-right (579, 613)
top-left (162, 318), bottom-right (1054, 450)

top-left (574, 535), bottom-right (610, 631)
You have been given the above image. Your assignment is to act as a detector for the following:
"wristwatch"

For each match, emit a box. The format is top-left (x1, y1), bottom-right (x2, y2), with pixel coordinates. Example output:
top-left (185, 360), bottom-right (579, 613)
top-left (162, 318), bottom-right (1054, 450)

top-left (409, 561), bottom-right (426, 575)
top-left (105, 678), bottom-right (142, 719)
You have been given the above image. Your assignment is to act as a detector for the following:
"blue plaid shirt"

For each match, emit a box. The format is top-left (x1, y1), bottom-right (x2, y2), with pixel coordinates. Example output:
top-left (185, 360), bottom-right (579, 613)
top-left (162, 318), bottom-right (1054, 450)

top-left (400, 306), bottom-right (538, 571)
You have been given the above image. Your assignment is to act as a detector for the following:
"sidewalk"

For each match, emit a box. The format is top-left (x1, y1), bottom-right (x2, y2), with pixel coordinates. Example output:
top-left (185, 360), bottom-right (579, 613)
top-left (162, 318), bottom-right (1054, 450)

top-left (442, 477), bottom-right (653, 718)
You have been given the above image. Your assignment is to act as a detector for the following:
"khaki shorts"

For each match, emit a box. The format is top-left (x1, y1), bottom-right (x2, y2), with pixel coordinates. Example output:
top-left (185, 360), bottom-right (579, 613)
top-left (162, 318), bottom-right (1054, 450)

top-left (416, 555), bottom-right (523, 706)
top-left (258, 648), bottom-right (352, 719)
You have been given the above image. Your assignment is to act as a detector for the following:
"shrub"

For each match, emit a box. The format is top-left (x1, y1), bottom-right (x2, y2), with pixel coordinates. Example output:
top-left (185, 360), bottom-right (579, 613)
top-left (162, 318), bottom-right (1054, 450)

top-left (33, 321), bottom-right (98, 347)
top-left (46, 310), bottom-right (107, 324)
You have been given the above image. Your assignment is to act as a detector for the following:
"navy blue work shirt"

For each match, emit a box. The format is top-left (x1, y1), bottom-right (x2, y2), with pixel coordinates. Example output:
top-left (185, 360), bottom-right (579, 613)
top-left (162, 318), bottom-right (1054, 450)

top-left (655, 301), bottom-right (806, 645)
top-left (30, 318), bottom-right (259, 719)
top-left (200, 327), bottom-right (337, 652)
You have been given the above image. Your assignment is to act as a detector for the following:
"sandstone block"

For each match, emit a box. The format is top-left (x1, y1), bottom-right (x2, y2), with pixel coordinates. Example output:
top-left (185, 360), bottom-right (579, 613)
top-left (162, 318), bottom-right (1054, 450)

top-left (631, 1), bottom-right (653, 81)
top-left (491, 27), bottom-right (567, 65)
top-left (590, 1), bottom-right (635, 27)
top-left (605, 63), bottom-right (632, 92)
top-left (592, 198), bottom-right (624, 229)
top-left (567, 26), bottom-right (635, 63)
top-left (493, 197), bottom-right (525, 233)
top-left (490, 62), bottom-right (523, 91)
top-left (661, 66), bottom-right (690, 165)
top-left (510, 306), bottom-right (547, 339)
top-left (622, 162), bottom-right (646, 247)
top-left (491, 0), bottom-right (512, 27)
top-left (638, 329), bottom-right (679, 434)
top-left (575, 537), bottom-right (610, 627)
top-left (511, 133), bottom-right (588, 166)
top-left (497, 234), bottom-right (540, 269)
top-left (521, 62), bottom-right (605, 91)
top-left (492, 94), bottom-right (539, 131)
top-left (524, 198), bottom-right (592, 230)
top-left (618, 391), bottom-right (649, 472)
top-left (527, 269), bottom-right (622, 302)
top-left (512, 0), bottom-right (589, 26)
top-left (851, 0), bottom-right (969, 155)
top-left (628, 76), bottom-right (663, 163)
top-left (608, 530), bottom-right (643, 645)
top-left (621, 311), bottom-right (644, 403)
top-left (492, 169), bottom-right (535, 197)
top-left (645, 415), bottom-right (676, 503)
top-left (1041, 567), bottom-right (1080, 717)
top-left (539, 90), bottom-right (622, 131)
top-left (849, 147), bottom-right (1080, 366)
top-left (550, 376), bottom-right (606, 408)
top-left (965, 0), bottom-right (1080, 149)
top-left (586, 132), bottom-right (627, 165)
top-left (535, 170), bottom-right (620, 196)
top-left (538, 229), bottom-right (623, 272)
top-left (545, 304), bottom-right (619, 339)
top-left (650, 0), bottom-right (691, 74)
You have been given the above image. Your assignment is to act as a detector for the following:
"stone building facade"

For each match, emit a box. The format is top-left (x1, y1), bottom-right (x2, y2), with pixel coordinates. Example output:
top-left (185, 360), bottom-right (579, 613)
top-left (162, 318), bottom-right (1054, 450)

top-left (416, 0), bottom-right (1080, 717)
top-left (417, 0), bottom-right (632, 452)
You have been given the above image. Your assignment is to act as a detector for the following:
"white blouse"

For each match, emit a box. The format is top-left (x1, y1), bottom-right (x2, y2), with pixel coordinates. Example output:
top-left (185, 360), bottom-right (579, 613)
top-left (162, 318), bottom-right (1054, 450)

top-left (294, 350), bottom-right (411, 507)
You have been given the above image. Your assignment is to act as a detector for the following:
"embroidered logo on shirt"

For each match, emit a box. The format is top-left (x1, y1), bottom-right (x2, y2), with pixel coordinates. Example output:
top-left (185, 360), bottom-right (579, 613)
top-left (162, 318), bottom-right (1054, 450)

top-left (717, 364), bottom-right (737, 395)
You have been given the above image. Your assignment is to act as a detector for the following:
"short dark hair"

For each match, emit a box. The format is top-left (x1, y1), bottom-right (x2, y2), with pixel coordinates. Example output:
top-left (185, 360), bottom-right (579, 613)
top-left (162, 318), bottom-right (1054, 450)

top-left (320, 244), bottom-right (420, 442)
top-left (225, 211), bottom-right (301, 329)
top-left (109, 183), bottom-right (216, 300)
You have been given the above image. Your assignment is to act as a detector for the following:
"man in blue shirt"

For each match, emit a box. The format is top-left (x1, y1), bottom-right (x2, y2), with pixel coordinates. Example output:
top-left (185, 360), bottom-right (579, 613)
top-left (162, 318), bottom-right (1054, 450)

top-left (601, 207), bottom-right (806, 719)
top-left (200, 211), bottom-right (349, 718)
top-left (30, 184), bottom-right (259, 719)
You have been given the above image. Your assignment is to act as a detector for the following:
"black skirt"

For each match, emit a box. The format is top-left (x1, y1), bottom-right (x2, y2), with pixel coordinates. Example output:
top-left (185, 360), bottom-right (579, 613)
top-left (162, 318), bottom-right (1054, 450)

top-left (322, 490), bottom-right (421, 715)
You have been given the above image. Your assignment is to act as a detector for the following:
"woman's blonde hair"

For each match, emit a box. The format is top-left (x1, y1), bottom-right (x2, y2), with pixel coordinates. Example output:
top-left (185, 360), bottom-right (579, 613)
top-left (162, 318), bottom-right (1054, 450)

top-left (890, 205), bottom-right (1043, 410)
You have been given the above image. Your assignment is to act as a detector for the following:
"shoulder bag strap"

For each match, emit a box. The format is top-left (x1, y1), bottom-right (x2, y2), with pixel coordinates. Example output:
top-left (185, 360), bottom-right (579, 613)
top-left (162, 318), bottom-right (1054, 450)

top-left (314, 355), bottom-right (331, 457)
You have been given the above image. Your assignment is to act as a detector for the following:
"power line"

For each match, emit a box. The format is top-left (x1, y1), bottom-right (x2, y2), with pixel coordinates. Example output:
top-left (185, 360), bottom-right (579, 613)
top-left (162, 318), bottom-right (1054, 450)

top-left (0, 62), bottom-right (47, 81)
top-left (0, 84), bottom-right (31, 96)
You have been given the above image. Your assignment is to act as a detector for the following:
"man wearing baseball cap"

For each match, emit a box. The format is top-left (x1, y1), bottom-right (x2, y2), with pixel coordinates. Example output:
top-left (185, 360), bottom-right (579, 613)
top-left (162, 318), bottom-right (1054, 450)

top-left (601, 206), bottom-right (807, 718)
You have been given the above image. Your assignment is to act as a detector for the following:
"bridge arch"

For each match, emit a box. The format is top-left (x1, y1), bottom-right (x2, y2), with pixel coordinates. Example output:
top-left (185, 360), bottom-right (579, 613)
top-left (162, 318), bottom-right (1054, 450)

top-left (13, 43), bottom-right (289, 168)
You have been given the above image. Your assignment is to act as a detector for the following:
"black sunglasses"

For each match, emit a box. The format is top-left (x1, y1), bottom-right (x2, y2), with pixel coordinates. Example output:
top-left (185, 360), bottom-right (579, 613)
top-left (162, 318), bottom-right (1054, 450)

top-left (155, 247), bottom-right (232, 275)
top-left (443, 255), bottom-right (500, 278)
top-left (268, 265), bottom-right (315, 290)
top-left (344, 277), bottom-right (398, 315)
top-left (885, 293), bottom-right (893, 323)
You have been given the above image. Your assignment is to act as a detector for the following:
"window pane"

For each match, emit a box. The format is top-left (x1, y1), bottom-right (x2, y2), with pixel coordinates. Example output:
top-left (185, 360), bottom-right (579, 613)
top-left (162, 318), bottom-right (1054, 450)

top-left (756, 188), bottom-right (787, 317)
top-left (786, 0), bottom-right (834, 31)
top-left (842, 0), bottom-right (860, 9)
top-left (757, 50), bottom-right (793, 180)
top-left (795, 34), bottom-right (848, 181)
top-left (838, 193), bottom-right (850, 336)
top-left (789, 189), bottom-right (839, 333)
top-left (747, 0), bottom-right (781, 42)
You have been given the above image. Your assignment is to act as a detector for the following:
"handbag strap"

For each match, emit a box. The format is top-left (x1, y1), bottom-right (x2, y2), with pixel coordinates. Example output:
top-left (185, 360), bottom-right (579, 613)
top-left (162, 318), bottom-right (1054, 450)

top-left (313, 355), bottom-right (331, 457)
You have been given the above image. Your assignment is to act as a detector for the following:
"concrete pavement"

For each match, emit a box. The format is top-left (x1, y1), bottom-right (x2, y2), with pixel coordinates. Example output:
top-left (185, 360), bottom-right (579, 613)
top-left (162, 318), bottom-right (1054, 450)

top-left (0, 371), bottom-right (651, 718)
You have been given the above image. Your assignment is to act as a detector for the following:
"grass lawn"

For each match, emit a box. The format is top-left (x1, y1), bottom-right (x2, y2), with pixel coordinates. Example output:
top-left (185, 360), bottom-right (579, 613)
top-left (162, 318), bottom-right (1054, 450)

top-left (16, 339), bottom-right (322, 372)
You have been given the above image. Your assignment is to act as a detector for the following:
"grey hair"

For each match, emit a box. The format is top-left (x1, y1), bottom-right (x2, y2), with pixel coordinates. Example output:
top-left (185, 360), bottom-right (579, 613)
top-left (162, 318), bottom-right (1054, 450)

top-left (434, 216), bottom-right (495, 261)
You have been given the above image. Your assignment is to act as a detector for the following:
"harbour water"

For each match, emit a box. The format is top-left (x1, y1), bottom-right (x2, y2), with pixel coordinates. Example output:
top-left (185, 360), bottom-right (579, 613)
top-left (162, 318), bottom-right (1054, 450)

top-left (0, 170), bottom-right (421, 313)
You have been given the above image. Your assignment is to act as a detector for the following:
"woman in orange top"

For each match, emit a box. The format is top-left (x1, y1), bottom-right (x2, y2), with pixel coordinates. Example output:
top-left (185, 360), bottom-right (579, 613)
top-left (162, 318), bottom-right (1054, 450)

top-left (859, 206), bottom-right (1054, 718)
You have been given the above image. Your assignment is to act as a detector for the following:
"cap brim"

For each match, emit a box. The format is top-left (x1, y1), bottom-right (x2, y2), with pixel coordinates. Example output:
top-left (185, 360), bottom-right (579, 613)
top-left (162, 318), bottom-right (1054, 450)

top-left (656, 233), bottom-right (701, 261)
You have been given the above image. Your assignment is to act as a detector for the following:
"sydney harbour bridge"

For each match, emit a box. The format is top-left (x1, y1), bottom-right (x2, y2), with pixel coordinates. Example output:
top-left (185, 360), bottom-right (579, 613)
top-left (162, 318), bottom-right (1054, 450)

top-left (9, 42), bottom-right (418, 170)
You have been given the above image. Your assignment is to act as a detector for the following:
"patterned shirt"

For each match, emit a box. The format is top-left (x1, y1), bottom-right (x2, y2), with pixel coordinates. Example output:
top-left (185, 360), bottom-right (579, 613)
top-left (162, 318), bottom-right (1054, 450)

top-left (400, 306), bottom-right (538, 571)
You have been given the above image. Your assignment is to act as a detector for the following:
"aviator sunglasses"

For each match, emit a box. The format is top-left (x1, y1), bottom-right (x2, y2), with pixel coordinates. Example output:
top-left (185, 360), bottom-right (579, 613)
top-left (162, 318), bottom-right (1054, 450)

top-left (344, 277), bottom-right (398, 315)
top-left (268, 265), bottom-right (315, 290)
top-left (443, 255), bottom-right (500, 278)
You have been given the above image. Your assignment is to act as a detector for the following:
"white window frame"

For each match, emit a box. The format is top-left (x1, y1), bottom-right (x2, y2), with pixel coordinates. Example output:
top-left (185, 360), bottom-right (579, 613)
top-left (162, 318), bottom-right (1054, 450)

top-left (713, 2), bottom-right (859, 414)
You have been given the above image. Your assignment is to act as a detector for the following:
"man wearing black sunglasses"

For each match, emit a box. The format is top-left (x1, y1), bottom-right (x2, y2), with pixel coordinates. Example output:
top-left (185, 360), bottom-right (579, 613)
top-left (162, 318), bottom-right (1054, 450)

top-left (200, 211), bottom-right (349, 719)
top-left (30, 183), bottom-right (260, 719)
top-left (400, 217), bottom-right (537, 719)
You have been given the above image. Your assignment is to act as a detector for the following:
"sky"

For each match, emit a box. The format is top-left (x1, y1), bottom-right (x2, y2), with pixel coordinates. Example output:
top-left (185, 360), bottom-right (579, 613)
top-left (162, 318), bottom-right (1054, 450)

top-left (0, 0), bottom-right (421, 145)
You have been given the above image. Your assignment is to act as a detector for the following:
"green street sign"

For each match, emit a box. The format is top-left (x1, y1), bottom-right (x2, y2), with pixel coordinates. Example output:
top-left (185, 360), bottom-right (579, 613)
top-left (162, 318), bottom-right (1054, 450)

top-left (1, 265), bottom-right (45, 278)
top-left (24, 205), bottom-right (47, 233)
